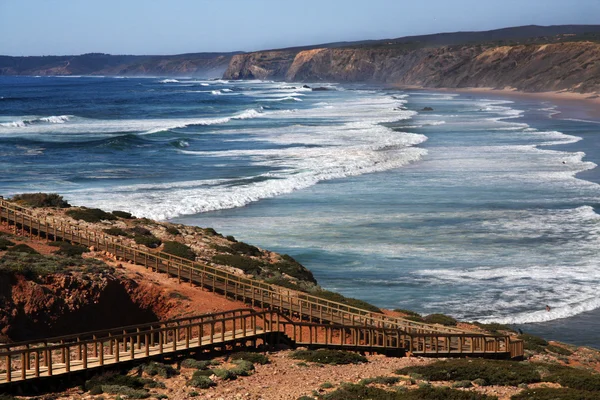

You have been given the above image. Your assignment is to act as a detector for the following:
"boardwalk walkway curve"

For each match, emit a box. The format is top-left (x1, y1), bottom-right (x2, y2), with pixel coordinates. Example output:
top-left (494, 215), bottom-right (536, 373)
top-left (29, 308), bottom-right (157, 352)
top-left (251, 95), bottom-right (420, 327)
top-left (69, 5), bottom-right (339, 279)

top-left (0, 199), bottom-right (524, 387)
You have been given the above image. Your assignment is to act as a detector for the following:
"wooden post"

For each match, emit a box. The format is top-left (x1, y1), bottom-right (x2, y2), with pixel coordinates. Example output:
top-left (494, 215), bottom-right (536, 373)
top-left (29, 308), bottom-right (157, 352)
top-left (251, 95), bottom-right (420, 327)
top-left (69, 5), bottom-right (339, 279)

top-left (3, 354), bottom-right (13, 383)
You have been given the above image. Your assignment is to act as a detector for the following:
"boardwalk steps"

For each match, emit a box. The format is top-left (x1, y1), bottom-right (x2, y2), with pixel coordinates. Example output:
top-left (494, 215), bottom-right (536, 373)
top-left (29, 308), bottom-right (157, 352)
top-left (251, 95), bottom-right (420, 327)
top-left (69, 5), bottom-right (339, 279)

top-left (1, 308), bottom-right (516, 386)
top-left (0, 199), bottom-right (524, 387)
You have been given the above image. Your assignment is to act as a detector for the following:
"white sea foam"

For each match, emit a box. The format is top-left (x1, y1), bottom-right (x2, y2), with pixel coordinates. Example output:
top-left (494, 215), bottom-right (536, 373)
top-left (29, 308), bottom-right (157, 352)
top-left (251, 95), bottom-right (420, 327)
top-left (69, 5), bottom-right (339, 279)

top-left (0, 115), bottom-right (72, 128)
top-left (159, 79), bottom-right (180, 83)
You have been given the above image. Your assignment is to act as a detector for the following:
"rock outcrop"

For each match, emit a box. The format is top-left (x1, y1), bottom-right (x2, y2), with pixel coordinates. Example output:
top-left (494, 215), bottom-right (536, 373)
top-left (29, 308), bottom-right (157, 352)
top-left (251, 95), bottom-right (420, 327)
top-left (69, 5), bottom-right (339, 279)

top-left (0, 270), bottom-right (167, 341)
top-left (223, 41), bottom-right (600, 93)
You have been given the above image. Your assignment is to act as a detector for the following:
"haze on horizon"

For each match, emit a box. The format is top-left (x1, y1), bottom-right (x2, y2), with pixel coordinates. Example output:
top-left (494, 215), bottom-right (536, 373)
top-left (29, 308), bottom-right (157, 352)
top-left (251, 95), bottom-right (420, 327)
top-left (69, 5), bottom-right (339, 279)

top-left (1, 0), bottom-right (599, 56)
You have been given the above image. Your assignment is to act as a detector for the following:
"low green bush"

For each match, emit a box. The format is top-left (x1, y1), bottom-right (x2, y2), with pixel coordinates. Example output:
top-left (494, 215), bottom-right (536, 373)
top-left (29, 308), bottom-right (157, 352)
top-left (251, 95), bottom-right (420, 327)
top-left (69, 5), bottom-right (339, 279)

top-left (6, 243), bottom-right (39, 254)
top-left (85, 372), bottom-right (146, 392)
top-left (453, 380), bottom-right (473, 388)
top-left (511, 388), bottom-right (599, 400)
top-left (11, 192), bottom-right (70, 208)
top-left (544, 363), bottom-right (600, 391)
top-left (134, 235), bottom-right (162, 248)
top-left (100, 385), bottom-right (149, 399)
top-left (405, 315), bottom-right (426, 323)
top-left (166, 226), bottom-right (180, 235)
top-left (112, 210), bottom-right (134, 219)
top-left (141, 362), bottom-right (178, 378)
top-left (320, 384), bottom-right (496, 399)
top-left (187, 372), bottom-right (215, 389)
top-left (230, 241), bottom-right (262, 256)
top-left (204, 227), bottom-right (219, 236)
top-left (226, 235), bottom-right (237, 242)
top-left (272, 258), bottom-right (316, 283)
top-left (230, 359), bottom-right (255, 376)
top-left (291, 350), bottom-right (367, 365)
top-left (212, 254), bottom-right (264, 275)
top-left (309, 289), bottom-right (382, 314)
top-left (393, 309), bottom-right (422, 318)
top-left (162, 241), bottom-right (196, 261)
top-left (181, 359), bottom-right (213, 370)
top-left (103, 227), bottom-right (129, 237)
top-left (472, 322), bottom-right (515, 334)
top-left (231, 351), bottom-right (270, 365)
top-left (0, 237), bottom-right (15, 250)
top-left (546, 344), bottom-right (573, 356)
top-left (48, 241), bottom-right (89, 257)
top-left (131, 226), bottom-right (153, 236)
top-left (423, 313), bottom-right (458, 326)
top-left (396, 359), bottom-right (541, 386)
top-left (66, 208), bottom-right (117, 223)
top-left (212, 368), bottom-right (238, 380)
top-left (359, 376), bottom-right (401, 386)
top-left (518, 334), bottom-right (549, 352)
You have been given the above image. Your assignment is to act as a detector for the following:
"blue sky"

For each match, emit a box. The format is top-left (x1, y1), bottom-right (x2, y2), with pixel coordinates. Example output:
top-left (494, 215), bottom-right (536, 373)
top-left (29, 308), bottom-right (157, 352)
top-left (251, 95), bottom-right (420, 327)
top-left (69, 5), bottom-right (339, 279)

top-left (1, 0), bottom-right (599, 56)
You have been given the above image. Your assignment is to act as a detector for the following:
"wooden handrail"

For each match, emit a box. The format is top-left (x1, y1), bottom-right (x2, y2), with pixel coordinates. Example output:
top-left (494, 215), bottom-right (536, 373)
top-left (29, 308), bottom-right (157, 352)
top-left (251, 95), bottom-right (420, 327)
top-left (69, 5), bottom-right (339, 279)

top-left (0, 199), bottom-right (473, 336)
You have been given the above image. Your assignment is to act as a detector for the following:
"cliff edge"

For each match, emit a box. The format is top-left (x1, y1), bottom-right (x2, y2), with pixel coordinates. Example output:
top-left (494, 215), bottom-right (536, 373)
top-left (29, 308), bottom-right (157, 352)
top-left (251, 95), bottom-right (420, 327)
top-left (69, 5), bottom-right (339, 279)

top-left (224, 41), bottom-right (600, 93)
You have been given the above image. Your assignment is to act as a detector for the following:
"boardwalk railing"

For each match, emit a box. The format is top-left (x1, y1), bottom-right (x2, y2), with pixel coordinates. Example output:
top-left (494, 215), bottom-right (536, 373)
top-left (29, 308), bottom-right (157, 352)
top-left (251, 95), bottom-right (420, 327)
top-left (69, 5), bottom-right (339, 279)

top-left (0, 308), bottom-right (521, 386)
top-left (0, 199), bottom-right (474, 335)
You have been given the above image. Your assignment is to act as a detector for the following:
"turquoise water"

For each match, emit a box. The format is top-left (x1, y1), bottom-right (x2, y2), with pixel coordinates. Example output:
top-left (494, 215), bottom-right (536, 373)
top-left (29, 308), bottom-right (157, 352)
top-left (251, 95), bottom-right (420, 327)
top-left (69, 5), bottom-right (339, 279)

top-left (2, 76), bottom-right (599, 347)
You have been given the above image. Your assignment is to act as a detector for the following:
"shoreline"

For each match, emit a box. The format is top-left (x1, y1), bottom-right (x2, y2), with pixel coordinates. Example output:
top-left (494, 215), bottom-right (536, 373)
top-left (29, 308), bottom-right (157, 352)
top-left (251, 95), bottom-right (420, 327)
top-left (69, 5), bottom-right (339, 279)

top-left (404, 86), bottom-right (600, 122)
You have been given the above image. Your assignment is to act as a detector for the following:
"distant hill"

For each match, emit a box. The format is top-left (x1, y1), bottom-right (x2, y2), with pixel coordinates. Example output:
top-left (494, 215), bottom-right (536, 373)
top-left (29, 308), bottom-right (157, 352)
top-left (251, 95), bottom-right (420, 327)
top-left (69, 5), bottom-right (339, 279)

top-left (223, 25), bottom-right (600, 94)
top-left (0, 52), bottom-right (240, 77)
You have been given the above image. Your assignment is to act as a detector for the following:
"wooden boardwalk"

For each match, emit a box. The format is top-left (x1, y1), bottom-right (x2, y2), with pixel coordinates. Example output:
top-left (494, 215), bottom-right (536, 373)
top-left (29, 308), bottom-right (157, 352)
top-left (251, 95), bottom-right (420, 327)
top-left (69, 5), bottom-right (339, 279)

top-left (0, 199), bottom-right (524, 387)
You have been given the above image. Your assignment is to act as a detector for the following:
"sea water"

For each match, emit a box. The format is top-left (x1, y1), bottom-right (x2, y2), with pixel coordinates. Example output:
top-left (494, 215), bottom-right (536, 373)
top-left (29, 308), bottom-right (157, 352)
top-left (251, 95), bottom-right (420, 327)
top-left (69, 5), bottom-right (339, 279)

top-left (1, 76), bottom-right (599, 347)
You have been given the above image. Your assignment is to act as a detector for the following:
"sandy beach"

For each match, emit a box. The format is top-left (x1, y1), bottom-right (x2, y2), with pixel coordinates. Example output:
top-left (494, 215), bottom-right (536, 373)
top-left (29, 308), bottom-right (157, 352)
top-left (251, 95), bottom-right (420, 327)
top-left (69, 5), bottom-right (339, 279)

top-left (431, 87), bottom-right (600, 122)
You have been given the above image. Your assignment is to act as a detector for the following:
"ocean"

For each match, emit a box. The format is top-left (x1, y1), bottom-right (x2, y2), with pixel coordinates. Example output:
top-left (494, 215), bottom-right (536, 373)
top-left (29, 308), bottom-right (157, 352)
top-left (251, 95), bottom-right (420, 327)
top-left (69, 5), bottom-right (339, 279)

top-left (1, 76), bottom-right (599, 348)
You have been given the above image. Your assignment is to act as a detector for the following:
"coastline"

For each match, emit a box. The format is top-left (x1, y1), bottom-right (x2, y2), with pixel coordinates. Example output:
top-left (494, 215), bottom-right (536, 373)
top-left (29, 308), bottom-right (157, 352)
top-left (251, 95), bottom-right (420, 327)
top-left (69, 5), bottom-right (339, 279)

top-left (408, 86), bottom-right (600, 122)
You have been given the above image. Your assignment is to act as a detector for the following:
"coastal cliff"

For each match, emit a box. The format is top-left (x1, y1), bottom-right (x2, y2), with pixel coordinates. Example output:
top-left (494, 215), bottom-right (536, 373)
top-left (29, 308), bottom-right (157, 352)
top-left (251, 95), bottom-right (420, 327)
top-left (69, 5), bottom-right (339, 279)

top-left (0, 52), bottom-right (237, 77)
top-left (223, 41), bottom-right (600, 93)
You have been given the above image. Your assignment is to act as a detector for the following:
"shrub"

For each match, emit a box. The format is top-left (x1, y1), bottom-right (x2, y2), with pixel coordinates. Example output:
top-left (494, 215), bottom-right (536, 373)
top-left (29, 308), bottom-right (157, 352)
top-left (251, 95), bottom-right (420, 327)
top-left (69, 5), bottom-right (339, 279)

top-left (66, 208), bottom-right (116, 223)
top-left (396, 359), bottom-right (541, 386)
top-left (85, 372), bottom-right (146, 392)
top-left (231, 351), bottom-right (270, 365)
top-left (187, 374), bottom-right (215, 389)
top-left (104, 228), bottom-right (129, 237)
top-left (453, 380), bottom-right (473, 388)
top-left (212, 368), bottom-right (238, 380)
top-left (310, 289), bottom-right (382, 314)
top-left (112, 210), bottom-right (133, 219)
top-left (291, 350), bottom-right (367, 365)
top-left (230, 241), bottom-right (262, 256)
top-left (511, 388), bottom-right (599, 400)
top-left (131, 226), bottom-right (153, 236)
top-left (166, 226), bottom-right (180, 235)
top-left (212, 254), bottom-right (264, 275)
top-left (405, 315), bottom-right (426, 323)
top-left (230, 360), bottom-right (255, 376)
top-left (321, 382), bottom-right (334, 389)
top-left (393, 309), bottom-right (422, 318)
top-left (423, 313), bottom-right (458, 326)
top-left (6, 243), bottom-right (39, 254)
top-left (544, 364), bottom-right (600, 391)
top-left (272, 258), bottom-right (316, 283)
top-left (321, 384), bottom-right (497, 400)
top-left (204, 228), bottom-right (218, 236)
top-left (162, 241), bottom-right (196, 261)
top-left (0, 237), bottom-right (15, 250)
top-left (546, 344), bottom-right (573, 356)
top-left (359, 376), bottom-right (401, 386)
top-left (134, 235), bottom-right (162, 248)
top-left (11, 192), bottom-right (70, 208)
top-left (100, 385), bottom-right (149, 399)
top-left (518, 334), bottom-right (548, 352)
top-left (48, 241), bottom-right (89, 257)
top-left (472, 322), bottom-right (516, 334)
top-left (141, 362), bottom-right (178, 378)
top-left (226, 235), bottom-right (237, 242)
top-left (181, 359), bottom-right (213, 370)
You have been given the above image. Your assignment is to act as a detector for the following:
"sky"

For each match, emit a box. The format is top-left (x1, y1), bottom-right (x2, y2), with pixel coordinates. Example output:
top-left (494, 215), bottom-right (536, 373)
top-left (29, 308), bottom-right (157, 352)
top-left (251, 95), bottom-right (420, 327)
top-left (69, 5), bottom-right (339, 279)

top-left (1, 0), bottom-right (599, 56)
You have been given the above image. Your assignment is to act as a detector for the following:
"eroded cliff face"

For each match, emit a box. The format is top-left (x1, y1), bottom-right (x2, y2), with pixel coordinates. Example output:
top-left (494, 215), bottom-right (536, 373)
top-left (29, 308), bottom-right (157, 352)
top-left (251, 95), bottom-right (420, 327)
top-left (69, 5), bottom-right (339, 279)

top-left (223, 42), bottom-right (600, 93)
top-left (0, 271), bottom-right (170, 342)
